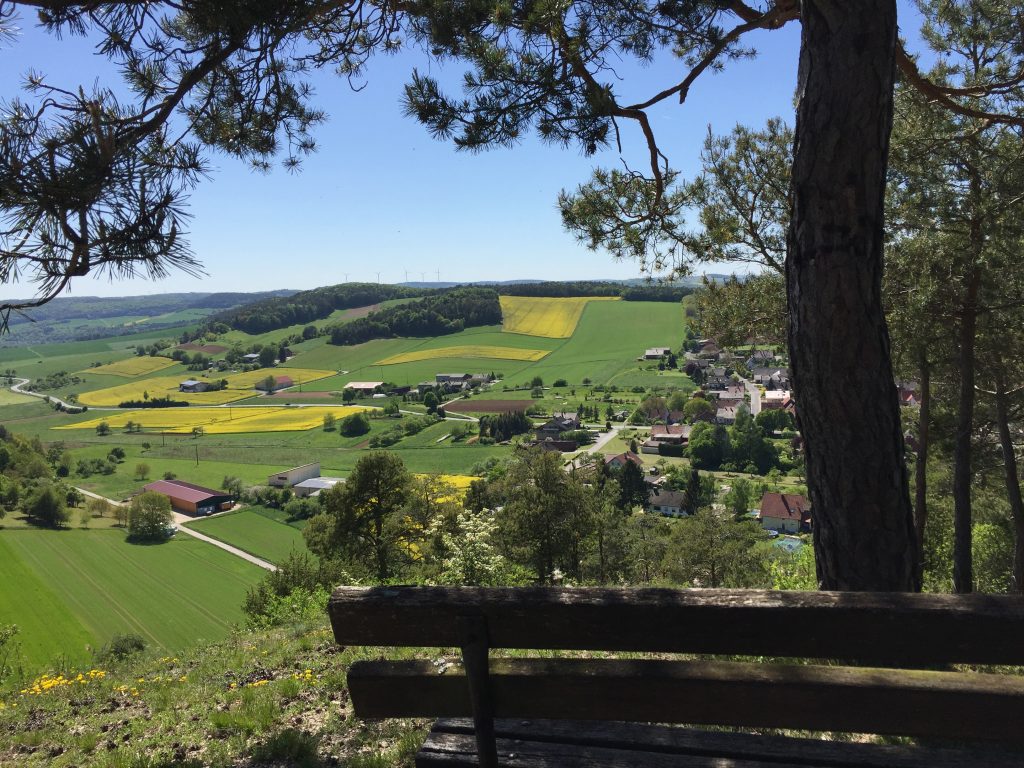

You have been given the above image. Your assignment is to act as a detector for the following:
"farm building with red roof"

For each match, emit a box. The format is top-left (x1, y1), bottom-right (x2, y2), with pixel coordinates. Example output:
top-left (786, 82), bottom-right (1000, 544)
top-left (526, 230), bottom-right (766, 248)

top-left (143, 479), bottom-right (235, 516)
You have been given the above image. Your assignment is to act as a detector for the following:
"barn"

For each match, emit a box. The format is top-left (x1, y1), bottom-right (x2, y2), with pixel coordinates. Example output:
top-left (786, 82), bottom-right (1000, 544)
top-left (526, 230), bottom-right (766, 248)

top-left (143, 479), bottom-right (235, 516)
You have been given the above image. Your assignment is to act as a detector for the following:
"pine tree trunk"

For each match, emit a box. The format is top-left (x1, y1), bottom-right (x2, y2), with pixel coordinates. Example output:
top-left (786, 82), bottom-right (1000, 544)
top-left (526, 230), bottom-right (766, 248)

top-left (787, 0), bottom-right (918, 590)
top-left (952, 259), bottom-right (981, 593)
top-left (993, 368), bottom-right (1024, 593)
top-left (914, 353), bottom-right (930, 552)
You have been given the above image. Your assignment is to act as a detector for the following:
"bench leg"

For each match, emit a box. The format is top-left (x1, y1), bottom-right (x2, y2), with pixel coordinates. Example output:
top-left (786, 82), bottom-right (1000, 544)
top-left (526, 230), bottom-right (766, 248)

top-left (458, 614), bottom-right (498, 768)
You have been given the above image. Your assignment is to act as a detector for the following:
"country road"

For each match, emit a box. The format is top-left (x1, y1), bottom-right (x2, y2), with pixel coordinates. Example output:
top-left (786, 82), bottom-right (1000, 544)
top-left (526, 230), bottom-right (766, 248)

top-left (9, 377), bottom-right (79, 410)
top-left (74, 487), bottom-right (277, 572)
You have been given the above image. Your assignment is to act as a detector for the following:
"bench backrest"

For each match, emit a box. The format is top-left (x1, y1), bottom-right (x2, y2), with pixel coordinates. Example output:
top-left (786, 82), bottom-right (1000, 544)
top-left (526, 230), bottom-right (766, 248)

top-left (330, 585), bottom-right (1024, 665)
top-left (329, 586), bottom-right (1024, 764)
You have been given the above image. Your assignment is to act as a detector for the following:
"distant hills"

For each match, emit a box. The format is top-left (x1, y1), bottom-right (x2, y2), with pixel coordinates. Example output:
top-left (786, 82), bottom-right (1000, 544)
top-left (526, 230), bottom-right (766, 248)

top-left (0, 290), bottom-right (296, 347)
top-left (0, 274), bottom-right (729, 348)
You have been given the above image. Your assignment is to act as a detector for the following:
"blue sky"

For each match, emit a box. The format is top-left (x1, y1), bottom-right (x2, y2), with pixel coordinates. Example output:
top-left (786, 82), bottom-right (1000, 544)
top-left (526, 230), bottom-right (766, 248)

top-left (0, 5), bottom-right (925, 298)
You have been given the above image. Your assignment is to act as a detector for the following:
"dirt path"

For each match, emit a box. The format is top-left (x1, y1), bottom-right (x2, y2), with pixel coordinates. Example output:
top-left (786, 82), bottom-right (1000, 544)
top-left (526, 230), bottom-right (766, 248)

top-left (73, 488), bottom-right (277, 572)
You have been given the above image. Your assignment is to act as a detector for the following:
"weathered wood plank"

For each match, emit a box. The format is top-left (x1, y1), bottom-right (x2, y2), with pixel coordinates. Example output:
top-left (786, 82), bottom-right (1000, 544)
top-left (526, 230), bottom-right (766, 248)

top-left (418, 730), bottom-right (816, 768)
top-left (329, 586), bottom-right (1024, 666)
top-left (430, 719), bottom-right (1024, 768)
top-left (348, 658), bottom-right (1024, 743)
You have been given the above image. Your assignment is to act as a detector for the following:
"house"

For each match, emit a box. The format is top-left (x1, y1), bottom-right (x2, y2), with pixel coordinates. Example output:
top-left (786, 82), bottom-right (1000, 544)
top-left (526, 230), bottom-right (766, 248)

top-left (536, 412), bottom-right (581, 440)
top-left (179, 379), bottom-right (209, 393)
top-left (644, 347), bottom-right (672, 359)
top-left (648, 488), bottom-right (688, 517)
top-left (143, 479), bottom-right (234, 516)
top-left (344, 381), bottom-right (383, 396)
top-left (292, 477), bottom-right (344, 498)
top-left (697, 339), bottom-right (721, 357)
top-left (468, 373), bottom-right (492, 386)
top-left (710, 385), bottom-right (745, 401)
top-left (640, 439), bottom-right (662, 455)
top-left (436, 373), bottom-right (472, 385)
top-left (758, 492), bottom-right (811, 534)
top-left (650, 424), bottom-right (692, 445)
top-left (713, 398), bottom-right (744, 411)
top-left (522, 438), bottom-right (578, 453)
top-left (763, 390), bottom-right (791, 409)
top-left (604, 451), bottom-right (643, 470)
top-left (254, 375), bottom-right (294, 392)
top-left (716, 406), bottom-right (739, 425)
top-left (745, 350), bottom-right (776, 369)
top-left (706, 376), bottom-right (732, 390)
top-left (242, 353), bottom-right (261, 364)
top-left (268, 462), bottom-right (320, 488)
top-left (752, 367), bottom-right (791, 388)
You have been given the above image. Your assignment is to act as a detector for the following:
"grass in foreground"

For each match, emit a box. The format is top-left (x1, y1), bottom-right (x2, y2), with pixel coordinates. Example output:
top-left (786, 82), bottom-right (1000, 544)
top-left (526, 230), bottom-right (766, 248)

top-left (0, 618), bottom-right (426, 767)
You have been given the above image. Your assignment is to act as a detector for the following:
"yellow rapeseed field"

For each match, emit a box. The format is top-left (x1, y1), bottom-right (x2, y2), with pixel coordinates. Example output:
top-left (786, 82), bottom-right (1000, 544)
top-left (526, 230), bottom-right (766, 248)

top-left (56, 405), bottom-right (372, 434)
top-left (77, 367), bottom-right (335, 407)
top-left (80, 356), bottom-right (177, 377)
top-left (375, 345), bottom-right (549, 365)
top-left (499, 295), bottom-right (620, 338)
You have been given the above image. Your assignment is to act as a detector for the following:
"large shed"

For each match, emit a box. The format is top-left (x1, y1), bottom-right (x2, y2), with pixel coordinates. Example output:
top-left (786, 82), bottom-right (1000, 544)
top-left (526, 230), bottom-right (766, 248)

top-left (143, 479), bottom-right (234, 516)
top-left (268, 462), bottom-right (320, 487)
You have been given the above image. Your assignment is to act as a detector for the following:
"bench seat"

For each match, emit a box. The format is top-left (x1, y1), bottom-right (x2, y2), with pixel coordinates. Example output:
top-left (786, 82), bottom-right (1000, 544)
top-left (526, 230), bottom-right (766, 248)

top-left (419, 719), bottom-right (1023, 768)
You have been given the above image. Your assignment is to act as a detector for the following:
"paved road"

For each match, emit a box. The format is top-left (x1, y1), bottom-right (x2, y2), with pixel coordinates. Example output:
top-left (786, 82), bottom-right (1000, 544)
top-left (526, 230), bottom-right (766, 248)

top-left (588, 424), bottom-right (625, 454)
top-left (9, 378), bottom-right (79, 410)
top-left (74, 487), bottom-right (277, 572)
top-left (740, 377), bottom-right (761, 416)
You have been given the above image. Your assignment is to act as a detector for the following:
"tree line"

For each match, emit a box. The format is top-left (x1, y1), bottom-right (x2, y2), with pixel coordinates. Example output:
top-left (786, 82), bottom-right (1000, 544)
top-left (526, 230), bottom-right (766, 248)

top-left (194, 283), bottom-right (429, 336)
top-left (327, 287), bottom-right (502, 346)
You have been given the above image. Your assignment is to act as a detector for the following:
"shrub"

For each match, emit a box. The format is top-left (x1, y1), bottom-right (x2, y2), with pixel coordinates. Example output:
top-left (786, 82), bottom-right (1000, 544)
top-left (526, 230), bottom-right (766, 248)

top-left (95, 633), bottom-right (146, 663)
top-left (553, 378), bottom-right (568, 387)
top-left (339, 411), bottom-right (371, 437)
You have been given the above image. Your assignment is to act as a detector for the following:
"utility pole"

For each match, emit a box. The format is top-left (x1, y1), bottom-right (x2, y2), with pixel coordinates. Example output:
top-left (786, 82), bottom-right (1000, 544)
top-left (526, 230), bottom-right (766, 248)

top-left (195, 444), bottom-right (199, 466)
top-left (376, 271), bottom-right (381, 284)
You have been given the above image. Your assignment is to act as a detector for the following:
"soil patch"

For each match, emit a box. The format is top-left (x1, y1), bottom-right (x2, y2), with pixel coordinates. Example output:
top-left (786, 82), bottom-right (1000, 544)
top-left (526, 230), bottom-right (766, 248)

top-left (444, 399), bottom-right (532, 414)
top-left (266, 390), bottom-right (335, 398)
top-left (340, 303), bottom-right (380, 320)
top-left (177, 343), bottom-right (228, 354)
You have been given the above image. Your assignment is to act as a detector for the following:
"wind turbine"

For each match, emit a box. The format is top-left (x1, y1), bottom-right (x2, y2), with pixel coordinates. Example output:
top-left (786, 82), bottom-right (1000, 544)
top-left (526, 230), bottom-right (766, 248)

top-left (376, 271), bottom-right (382, 284)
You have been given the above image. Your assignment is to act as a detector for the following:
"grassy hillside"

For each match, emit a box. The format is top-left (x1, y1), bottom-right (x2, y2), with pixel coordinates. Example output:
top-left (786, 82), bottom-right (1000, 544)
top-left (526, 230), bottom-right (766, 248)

top-left (0, 529), bottom-right (264, 670)
top-left (0, 617), bottom-right (424, 768)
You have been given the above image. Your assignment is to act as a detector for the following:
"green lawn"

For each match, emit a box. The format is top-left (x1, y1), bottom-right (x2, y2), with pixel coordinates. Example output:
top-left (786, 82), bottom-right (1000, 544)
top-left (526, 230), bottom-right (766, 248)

top-left (0, 529), bottom-right (264, 672)
top-left (185, 507), bottom-right (309, 564)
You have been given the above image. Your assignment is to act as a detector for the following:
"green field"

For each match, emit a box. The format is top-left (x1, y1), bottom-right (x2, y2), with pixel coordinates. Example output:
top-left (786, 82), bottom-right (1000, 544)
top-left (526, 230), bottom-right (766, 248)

top-left (0, 529), bottom-right (264, 671)
top-left (185, 507), bottom-right (309, 564)
top-left (0, 389), bottom-right (35, 406)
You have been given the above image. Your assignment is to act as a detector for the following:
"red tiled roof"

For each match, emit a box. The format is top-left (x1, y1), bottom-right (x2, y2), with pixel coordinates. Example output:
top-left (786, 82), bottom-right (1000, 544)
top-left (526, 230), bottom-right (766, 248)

top-left (652, 425), bottom-right (691, 437)
top-left (144, 479), bottom-right (225, 504)
top-left (758, 492), bottom-right (810, 522)
top-left (605, 451), bottom-right (643, 466)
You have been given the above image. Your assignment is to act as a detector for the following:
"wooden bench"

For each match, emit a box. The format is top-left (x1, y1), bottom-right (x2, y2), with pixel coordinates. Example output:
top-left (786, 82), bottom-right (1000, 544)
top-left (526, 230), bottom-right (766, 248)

top-left (329, 586), bottom-right (1024, 767)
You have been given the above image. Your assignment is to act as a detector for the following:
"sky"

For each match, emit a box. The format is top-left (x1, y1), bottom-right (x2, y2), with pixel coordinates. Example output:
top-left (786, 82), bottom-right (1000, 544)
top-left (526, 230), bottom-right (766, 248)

top-left (0, 4), bottom-right (926, 299)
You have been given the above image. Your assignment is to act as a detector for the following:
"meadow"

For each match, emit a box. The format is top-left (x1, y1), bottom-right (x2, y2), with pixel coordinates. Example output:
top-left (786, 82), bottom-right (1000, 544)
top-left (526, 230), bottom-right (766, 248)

top-left (58, 404), bottom-right (373, 434)
top-left (185, 508), bottom-right (309, 565)
top-left (0, 529), bottom-right (263, 670)
top-left (80, 356), bottom-right (177, 377)
top-left (375, 344), bottom-right (550, 365)
top-left (76, 367), bottom-right (336, 406)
